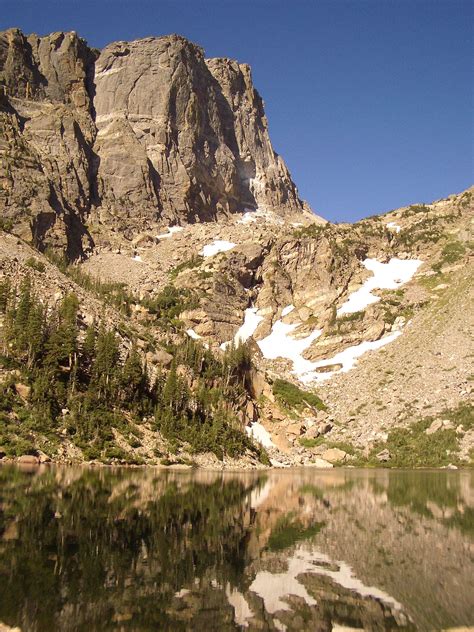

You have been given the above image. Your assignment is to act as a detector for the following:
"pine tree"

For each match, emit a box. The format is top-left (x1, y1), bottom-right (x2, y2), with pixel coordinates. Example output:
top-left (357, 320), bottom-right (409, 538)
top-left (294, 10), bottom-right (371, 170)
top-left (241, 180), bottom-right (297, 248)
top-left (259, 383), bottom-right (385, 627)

top-left (45, 293), bottom-right (79, 371)
top-left (25, 300), bottom-right (45, 368)
top-left (0, 278), bottom-right (11, 313)
top-left (119, 345), bottom-right (148, 411)
top-left (92, 326), bottom-right (119, 401)
top-left (13, 276), bottom-right (33, 354)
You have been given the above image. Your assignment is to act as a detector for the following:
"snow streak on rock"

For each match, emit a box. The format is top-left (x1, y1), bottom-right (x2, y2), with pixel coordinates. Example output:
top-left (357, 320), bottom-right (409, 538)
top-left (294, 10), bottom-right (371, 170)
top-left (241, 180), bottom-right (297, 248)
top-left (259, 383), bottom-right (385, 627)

top-left (337, 258), bottom-right (422, 315)
top-left (257, 320), bottom-right (322, 375)
top-left (245, 422), bottom-right (274, 448)
top-left (200, 240), bottom-right (236, 257)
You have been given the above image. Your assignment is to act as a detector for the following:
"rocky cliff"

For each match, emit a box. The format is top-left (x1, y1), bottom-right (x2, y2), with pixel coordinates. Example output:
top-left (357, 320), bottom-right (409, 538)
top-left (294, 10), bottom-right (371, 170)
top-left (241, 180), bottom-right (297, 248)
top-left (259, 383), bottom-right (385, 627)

top-left (0, 29), bottom-right (308, 259)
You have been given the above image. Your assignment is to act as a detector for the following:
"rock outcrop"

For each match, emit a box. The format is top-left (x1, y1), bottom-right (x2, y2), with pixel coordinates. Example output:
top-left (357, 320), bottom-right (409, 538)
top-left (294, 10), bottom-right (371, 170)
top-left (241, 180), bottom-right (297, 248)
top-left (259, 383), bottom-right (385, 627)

top-left (0, 29), bottom-right (307, 258)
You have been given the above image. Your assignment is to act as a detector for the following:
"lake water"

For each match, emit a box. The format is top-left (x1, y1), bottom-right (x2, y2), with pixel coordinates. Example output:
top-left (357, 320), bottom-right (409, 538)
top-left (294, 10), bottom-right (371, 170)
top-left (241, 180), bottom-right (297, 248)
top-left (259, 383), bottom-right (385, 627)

top-left (0, 466), bottom-right (472, 631)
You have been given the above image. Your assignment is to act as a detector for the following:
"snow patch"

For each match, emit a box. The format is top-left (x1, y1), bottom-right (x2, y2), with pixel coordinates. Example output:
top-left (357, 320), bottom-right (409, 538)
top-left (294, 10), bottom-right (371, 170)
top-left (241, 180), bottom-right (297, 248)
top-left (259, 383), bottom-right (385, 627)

top-left (186, 328), bottom-right (208, 349)
top-left (281, 304), bottom-right (295, 317)
top-left (257, 320), bottom-right (322, 375)
top-left (299, 331), bottom-right (402, 383)
top-left (386, 221), bottom-right (401, 233)
top-left (95, 66), bottom-right (123, 79)
top-left (237, 210), bottom-right (258, 224)
top-left (337, 258), bottom-right (422, 315)
top-left (245, 422), bottom-right (274, 448)
top-left (132, 255), bottom-right (143, 262)
top-left (236, 207), bottom-right (284, 226)
top-left (257, 311), bottom-right (402, 383)
top-left (186, 329), bottom-right (201, 340)
top-left (235, 307), bottom-right (264, 344)
top-left (200, 240), bottom-right (236, 257)
top-left (221, 307), bottom-right (264, 350)
top-left (156, 226), bottom-right (184, 239)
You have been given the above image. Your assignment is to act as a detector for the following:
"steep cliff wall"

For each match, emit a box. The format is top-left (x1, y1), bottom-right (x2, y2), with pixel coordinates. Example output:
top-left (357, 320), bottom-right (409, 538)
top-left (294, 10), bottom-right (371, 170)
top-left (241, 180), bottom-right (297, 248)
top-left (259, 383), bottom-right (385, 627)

top-left (0, 29), bottom-right (307, 257)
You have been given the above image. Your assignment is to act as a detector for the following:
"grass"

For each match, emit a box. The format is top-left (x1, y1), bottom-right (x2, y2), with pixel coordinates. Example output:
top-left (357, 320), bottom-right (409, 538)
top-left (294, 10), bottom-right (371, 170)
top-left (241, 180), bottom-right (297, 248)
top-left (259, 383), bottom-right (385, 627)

top-left (272, 379), bottom-right (326, 412)
top-left (25, 257), bottom-right (45, 273)
top-left (440, 401), bottom-right (474, 431)
top-left (299, 437), bottom-right (324, 449)
top-left (298, 437), bottom-right (357, 456)
top-left (363, 417), bottom-right (460, 467)
top-left (169, 255), bottom-right (203, 279)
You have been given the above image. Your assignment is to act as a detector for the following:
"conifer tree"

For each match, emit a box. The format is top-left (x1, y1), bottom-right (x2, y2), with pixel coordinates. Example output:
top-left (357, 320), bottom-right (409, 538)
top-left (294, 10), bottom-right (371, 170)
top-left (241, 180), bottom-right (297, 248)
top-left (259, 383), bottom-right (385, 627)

top-left (92, 326), bottom-right (119, 401)
top-left (25, 300), bottom-right (45, 369)
top-left (0, 278), bottom-right (11, 313)
top-left (119, 345), bottom-right (148, 411)
top-left (46, 293), bottom-right (79, 371)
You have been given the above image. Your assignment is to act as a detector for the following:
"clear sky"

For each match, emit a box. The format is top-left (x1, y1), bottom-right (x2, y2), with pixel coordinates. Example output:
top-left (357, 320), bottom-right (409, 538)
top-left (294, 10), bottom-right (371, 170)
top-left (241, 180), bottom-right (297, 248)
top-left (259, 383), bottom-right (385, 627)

top-left (1, 0), bottom-right (473, 222)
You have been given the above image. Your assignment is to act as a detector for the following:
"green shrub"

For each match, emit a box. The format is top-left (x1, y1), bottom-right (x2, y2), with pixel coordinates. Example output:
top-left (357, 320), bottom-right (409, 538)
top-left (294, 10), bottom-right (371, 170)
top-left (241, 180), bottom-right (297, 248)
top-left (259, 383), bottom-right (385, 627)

top-left (440, 241), bottom-right (466, 264)
top-left (169, 256), bottom-right (203, 279)
top-left (272, 379), bottom-right (326, 411)
top-left (0, 218), bottom-right (14, 232)
top-left (25, 257), bottom-right (45, 273)
top-left (368, 418), bottom-right (459, 467)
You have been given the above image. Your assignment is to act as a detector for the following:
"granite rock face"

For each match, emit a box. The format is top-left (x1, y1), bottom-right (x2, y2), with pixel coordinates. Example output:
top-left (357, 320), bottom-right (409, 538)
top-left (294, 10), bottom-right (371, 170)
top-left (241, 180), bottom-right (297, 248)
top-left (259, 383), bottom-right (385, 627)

top-left (0, 29), bottom-right (306, 257)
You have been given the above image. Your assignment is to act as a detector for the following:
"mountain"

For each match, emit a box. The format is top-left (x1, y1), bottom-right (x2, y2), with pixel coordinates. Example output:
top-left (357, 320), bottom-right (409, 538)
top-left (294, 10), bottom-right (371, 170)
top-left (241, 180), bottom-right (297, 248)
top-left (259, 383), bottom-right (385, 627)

top-left (0, 29), bottom-right (315, 260)
top-left (0, 29), bottom-right (472, 468)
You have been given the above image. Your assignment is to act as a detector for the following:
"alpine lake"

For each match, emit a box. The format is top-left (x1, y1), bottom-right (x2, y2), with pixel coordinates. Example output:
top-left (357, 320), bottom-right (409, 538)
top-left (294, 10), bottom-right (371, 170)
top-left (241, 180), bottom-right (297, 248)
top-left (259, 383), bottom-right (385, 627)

top-left (0, 465), bottom-right (472, 631)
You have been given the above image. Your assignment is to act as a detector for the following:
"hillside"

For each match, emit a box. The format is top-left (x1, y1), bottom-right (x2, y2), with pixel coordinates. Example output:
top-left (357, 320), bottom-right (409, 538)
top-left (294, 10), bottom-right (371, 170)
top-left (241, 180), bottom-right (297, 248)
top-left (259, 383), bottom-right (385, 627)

top-left (0, 29), bottom-right (472, 468)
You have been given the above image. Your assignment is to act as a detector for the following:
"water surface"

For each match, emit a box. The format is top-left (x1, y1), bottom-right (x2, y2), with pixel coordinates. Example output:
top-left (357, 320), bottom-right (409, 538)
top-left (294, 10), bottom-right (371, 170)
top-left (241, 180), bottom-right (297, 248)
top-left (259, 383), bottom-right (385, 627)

top-left (0, 466), bottom-right (472, 631)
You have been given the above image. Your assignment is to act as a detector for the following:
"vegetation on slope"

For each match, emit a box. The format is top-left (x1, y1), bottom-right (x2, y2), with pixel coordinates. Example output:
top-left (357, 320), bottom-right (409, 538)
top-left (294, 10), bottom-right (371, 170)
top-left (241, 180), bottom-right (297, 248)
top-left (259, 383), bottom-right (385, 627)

top-left (362, 403), bottom-right (474, 468)
top-left (272, 379), bottom-right (326, 412)
top-left (0, 276), bottom-right (267, 464)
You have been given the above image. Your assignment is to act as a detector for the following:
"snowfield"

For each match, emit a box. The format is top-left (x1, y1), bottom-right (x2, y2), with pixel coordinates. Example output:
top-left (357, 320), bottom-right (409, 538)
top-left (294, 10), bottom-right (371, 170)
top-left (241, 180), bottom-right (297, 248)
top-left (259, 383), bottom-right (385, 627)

top-left (156, 226), bottom-right (184, 239)
top-left (200, 240), bottom-right (236, 257)
top-left (299, 331), bottom-right (402, 383)
top-left (220, 307), bottom-right (264, 350)
top-left (337, 257), bottom-right (422, 315)
top-left (234, 307), bottom-right (264, 344)
top-left (245, 422), bottom-right (274, 448)
top-left (257, 320), bottom-right (322, 375)
top-left (258, 287), bottom-right (408, 382)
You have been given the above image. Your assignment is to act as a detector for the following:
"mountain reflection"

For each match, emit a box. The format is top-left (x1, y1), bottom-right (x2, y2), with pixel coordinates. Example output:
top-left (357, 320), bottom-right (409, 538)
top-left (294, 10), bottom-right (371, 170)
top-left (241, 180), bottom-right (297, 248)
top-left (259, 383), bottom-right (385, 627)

top-left (0, 466), bottom-right (472, 631)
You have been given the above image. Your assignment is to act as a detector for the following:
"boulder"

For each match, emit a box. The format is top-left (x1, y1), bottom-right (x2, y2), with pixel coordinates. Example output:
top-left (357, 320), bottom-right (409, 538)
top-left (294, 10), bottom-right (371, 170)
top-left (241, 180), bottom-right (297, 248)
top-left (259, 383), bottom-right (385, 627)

top-left (287, 422), bottom-right (304, 436)
top-left (312, 458), bottom-right (334, 469)
top-left (147, 349), bottom-right (173, 367)
top-left (425, 419), bottom-right (443, 435)
top-left (375, 448), bottom-right (391, 462)
top-left (38, 451), bottom-right (51, 463)
top-left (14, 383), bottom-right (31, 400)
top-left (316, 421), bottom-right (333, 435)
top-left (303, 425), bottom-right (320, 440)
top-left (17, 454), bottom-right (39, 465)
top-left (321, 448), bottom-right (348, 463)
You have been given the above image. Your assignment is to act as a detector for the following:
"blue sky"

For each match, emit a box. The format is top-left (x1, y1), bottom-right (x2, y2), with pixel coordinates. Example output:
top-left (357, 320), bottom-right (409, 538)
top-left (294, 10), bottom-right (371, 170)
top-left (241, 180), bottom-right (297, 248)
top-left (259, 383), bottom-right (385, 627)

top-left (1, 0), bottom-right (472, 222)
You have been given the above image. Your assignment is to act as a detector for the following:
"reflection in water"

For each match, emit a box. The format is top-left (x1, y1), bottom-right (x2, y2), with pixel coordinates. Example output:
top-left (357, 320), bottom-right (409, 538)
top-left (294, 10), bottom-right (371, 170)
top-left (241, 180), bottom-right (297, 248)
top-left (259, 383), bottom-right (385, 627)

top-left (0, 466), bottom-right (472, 631)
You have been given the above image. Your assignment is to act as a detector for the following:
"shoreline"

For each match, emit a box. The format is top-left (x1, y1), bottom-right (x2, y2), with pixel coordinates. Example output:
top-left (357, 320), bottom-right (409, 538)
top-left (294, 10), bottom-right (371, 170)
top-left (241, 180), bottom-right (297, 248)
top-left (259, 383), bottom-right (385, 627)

top-left (0, 456), bottom-right (466, 472)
